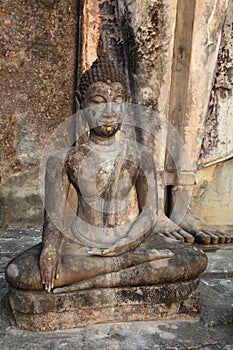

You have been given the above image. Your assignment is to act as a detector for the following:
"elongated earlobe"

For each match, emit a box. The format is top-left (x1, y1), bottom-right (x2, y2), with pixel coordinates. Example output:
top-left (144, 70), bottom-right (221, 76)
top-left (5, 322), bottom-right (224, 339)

top-left (76, 91), bottom-right (82, 109)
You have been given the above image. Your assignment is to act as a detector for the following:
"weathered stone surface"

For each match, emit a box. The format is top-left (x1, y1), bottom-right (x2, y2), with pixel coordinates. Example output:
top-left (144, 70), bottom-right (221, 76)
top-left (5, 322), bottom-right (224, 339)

top-left (182, 0), bottom-right (229, 170)
top-left (4, 227), bottom-right (207, 331)
top-left (5, 235), bottom-right (208, 331)
top-left (0, 0), bottom-right (77, 227)
top-left (8, 280), bottom-right (201, 331)
top-left (119, 0), bottom-right (177, 175)
top-left (201, 278), bottom-right (233, 326)
top-left (199, 0), bottom-right (233, 166)
top-left (204, 249), bottom-right (233, 278)
top-left (189, 0), bottom-right (233, 225)
top-left (0, 318), bottom-right (232, 350)
top-left (163, 0), bottom-right (230, 181)
top-left (81, 0), bottom-right (99, 71)
top-left (0, 170), bottom-right (43, 228)
top-left (200, 245), bottom-right (233, 326)
top-left (192, 158), bottom-right (233, 225)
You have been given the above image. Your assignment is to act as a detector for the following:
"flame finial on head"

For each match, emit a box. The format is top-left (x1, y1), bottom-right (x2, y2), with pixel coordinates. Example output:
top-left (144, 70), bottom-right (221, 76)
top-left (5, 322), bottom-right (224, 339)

top-left (78, 32), bottom-right (128, 102)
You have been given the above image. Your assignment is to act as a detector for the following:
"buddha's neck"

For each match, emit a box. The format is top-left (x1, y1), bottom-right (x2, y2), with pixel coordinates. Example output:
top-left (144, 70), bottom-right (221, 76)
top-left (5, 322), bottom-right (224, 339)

top-left (89, 132), bottom-right (116, 147)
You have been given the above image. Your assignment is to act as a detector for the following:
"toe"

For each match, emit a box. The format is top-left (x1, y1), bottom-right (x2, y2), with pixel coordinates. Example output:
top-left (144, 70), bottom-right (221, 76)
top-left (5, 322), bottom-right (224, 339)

top-left (162, 232), bottom-right (176, 240)
top-left (224, 236), bottom-right (231, 244)
top-left (179, 230), bottom-right (195, 244)
top-left (216, 232), bottom-right (226, 244)
top-left (206, 232), bottom-right (219, 245)
top-left (171, 231), bottom-right (185, 242)
top-left (192, 231), bottom-right (211, 245)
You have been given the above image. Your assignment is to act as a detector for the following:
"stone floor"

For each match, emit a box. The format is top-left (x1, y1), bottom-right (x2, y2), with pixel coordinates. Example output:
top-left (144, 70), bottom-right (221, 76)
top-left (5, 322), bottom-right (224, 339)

top-left (0, 228), bottom-right (232, 350)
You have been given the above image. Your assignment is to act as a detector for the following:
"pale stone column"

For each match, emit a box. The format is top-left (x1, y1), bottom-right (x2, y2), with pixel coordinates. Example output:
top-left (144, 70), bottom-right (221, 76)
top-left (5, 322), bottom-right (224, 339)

top-left (81, 0), bottom-right (100, 73)
top-left (198, 0), bottom-right (233, 167)
top-left (168, 0), bottom-right (229, 225)
top-left (170, 0), bottom-right (229, 180)
top-left (118, 0), bottom-right (177, 208)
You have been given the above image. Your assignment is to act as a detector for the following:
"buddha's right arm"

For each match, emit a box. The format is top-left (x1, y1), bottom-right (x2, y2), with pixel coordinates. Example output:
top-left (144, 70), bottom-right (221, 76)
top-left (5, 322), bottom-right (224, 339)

top-left (40, 218), bottom-right (62, 292)
top-left (42, 151), bottom-right (71, 249)
top-left (41, 150), bottom-right (78, 292)
top-left (42, 217), bottom-right (63, 250)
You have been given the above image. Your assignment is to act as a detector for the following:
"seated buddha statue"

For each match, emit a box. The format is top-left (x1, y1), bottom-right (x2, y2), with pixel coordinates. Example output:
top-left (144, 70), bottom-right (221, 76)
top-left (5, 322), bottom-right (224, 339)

top-left (5, 55), bottom-right (207, 294)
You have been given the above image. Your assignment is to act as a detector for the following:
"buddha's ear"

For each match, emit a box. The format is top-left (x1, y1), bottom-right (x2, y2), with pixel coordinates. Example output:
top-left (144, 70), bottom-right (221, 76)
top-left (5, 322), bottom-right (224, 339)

top-left (125, 92), bottom-right (131, 103)
top-left (97, 31), bottom-right (110, 59)
top-left (76, 91), bottom-right (82, 109)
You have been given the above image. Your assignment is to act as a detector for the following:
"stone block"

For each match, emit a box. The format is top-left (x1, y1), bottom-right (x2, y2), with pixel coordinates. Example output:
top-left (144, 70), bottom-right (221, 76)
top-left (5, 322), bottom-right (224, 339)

top-left (8, 279), bottom-right (201, 331)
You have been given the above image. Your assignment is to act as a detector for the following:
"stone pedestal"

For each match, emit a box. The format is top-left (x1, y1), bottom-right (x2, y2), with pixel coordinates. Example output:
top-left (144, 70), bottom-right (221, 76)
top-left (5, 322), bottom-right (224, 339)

top-left (6, 236), bottom-right (208, 332)
top-left (9, 279), bottom-right (201, 331)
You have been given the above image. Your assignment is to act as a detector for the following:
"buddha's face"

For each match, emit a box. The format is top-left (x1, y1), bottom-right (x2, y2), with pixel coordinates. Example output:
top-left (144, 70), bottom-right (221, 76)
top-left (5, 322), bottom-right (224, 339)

top-left (83, 81), bottom-right (127, 138)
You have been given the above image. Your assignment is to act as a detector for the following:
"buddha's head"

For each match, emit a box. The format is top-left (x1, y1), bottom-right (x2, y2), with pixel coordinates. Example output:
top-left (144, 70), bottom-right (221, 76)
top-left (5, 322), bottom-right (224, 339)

top-left (78, 55), bottom-right (129, 138)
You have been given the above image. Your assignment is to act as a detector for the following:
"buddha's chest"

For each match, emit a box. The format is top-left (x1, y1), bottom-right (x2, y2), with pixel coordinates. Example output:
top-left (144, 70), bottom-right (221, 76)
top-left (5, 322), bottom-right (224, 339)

top-left (77, 154), bottom-right (138, 200)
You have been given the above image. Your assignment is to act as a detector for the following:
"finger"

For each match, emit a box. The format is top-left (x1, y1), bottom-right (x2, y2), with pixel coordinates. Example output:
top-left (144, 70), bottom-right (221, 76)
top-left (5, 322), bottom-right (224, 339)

top-left (41, 271), bottom-right (47, 286)
top-left (88, 248), bottom-right (104, 256)
top-left (87, 250), bottom-right (95, 255)
top-left (55, 264), bottom-right (60, 279)
top-left (55, 257), bottom-right (61, 279)
top-left (100, 249), bottom-right (113, 256)
top-left (47, 284), bottom-right (51, 293)
top-left (43, 270), bottom-right (54, 293)
top-left (49, 268), bottom-right (55, 291)
top-left (44, 275), bottom-right (50, 291)
top-left (40, 265), bottom-right (46, 285)
top-left (45, 279), bottom-right (52, 293)
top-left (147, 249), bottom-right (174, 259)
top-left (101, 249), bottom-right (113, 256)
top-left (51, 277), bottom-right (54, 289)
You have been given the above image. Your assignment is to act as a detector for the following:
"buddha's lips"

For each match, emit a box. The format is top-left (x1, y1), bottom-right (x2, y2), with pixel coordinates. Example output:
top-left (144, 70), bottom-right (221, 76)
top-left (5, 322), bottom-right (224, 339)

top-left (101, 123), bottom-right (117, 130)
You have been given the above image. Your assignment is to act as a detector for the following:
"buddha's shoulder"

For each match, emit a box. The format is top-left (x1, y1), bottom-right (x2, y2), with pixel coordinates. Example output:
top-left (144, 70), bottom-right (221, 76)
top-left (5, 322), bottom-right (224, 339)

top-left (64, 144), bottom-right (90, 173)
top-left (66, 144), bottom-right (90, 159)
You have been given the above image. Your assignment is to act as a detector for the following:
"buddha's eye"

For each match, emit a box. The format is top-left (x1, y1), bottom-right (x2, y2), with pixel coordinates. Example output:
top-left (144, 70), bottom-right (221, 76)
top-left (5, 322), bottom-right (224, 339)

top-left (90, 95), bottom-right (106, 104)
top-left (114, 96), bottom-right (123, 103)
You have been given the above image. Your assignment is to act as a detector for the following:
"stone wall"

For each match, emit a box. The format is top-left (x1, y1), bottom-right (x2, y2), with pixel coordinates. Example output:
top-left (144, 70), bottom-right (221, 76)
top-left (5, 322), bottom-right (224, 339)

top-left (192, 158), bottom-right (233, 226)
top-left (0, 0), bottom-right (77, 227)
top-left (192, 0), bottom-right (233, 226)
top-left (199, 0), bottom-right (233, 166)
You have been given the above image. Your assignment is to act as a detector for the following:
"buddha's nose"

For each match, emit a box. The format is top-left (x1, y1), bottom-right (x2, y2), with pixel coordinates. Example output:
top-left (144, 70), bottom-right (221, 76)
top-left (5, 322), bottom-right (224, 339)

top-left (103, 102), bottom-right (113, 116)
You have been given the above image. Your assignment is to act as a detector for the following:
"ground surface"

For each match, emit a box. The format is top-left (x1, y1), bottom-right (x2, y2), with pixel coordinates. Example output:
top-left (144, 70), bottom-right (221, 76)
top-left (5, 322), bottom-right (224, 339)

top-left (0, 228), bottom-right (232, 350)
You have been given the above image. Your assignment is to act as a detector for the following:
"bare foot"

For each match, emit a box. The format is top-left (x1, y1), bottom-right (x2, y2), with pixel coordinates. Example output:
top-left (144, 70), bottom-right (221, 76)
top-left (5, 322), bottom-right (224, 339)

top-left (154, 214), bottom-right (195, 244)
top-left (172, 210), bottom-right (233, 245)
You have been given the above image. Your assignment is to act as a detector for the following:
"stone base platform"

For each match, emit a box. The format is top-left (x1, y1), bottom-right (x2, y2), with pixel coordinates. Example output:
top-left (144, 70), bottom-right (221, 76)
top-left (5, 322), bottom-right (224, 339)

top-left (8, 279), bottom-right (201, 331)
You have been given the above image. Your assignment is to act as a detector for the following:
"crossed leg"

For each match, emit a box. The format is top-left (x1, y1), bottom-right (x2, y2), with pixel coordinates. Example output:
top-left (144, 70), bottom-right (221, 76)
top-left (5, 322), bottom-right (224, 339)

top-left (5, 237), bottom-right (173, 292)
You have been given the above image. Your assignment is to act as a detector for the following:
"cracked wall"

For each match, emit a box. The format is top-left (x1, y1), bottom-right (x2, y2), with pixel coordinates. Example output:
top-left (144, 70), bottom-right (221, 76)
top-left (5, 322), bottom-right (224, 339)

top-left (0, 0), bottom-right (77, 227)
top-left (193, 157), bottom-right (233, 225)
top-left (199, 0), bottom-right (233, 166)
top-left (192, 0), bottom-right (233, 226)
